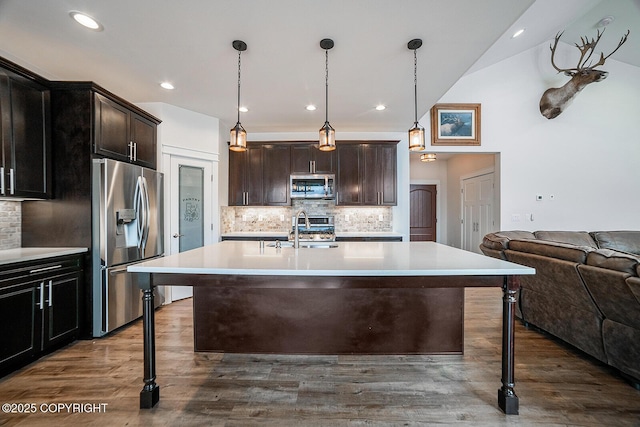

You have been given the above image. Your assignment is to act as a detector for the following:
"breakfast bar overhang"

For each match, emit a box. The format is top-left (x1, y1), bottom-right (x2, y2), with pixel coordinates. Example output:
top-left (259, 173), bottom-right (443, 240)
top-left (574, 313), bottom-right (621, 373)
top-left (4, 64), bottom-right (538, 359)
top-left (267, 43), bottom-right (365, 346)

top-left (129, 241), bottom-right (535, 414)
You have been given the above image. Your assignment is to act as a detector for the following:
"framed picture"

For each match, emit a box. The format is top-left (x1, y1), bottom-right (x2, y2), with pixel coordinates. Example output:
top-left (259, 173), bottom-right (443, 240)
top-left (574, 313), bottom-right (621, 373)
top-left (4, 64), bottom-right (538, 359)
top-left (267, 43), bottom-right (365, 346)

top-left (430, 103), bottom-right (481, 146)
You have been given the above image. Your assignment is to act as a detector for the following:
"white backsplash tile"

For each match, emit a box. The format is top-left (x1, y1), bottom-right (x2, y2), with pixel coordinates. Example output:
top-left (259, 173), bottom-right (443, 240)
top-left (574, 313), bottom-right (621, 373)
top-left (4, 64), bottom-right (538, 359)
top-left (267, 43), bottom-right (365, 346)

top-left (221, 201), bottom-right (393, 234)
top-left (0, 201), bottom-right (21, 249)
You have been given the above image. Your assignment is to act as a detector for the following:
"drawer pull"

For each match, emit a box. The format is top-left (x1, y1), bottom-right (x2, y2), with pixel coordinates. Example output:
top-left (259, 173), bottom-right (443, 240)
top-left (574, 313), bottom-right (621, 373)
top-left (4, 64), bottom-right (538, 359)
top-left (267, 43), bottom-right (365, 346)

top-left (29, 264), bottom-right (63, 274)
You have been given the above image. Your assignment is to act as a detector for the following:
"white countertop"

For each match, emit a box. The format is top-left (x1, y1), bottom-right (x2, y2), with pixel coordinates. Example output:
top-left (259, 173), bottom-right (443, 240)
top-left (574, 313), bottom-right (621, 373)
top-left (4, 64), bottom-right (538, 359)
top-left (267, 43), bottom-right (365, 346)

top-left (0, 247), bottom-right (88, 266)
top-left (221, 231), bottom-right (404, 239)
top-left (128, 241), bottom-right (534, 277)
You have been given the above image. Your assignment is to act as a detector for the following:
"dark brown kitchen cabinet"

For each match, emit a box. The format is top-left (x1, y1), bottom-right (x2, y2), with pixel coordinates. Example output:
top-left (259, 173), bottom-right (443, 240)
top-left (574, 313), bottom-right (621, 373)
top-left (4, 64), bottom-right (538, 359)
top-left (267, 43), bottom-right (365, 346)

top-left (228, 143), bottom-right (290, 206)
top-left (0, 59), bottom-right (51, 199)
top-left (263, 144), bottom-right (291, 205)
top-left (362, 143), bottom-right (397, 205)
top-left (229, 144), bottom-right (264, 205)
top-left (94, 92), bottom-right (157, 169)
top-left (336, 141), bottom-right (397, 206)
top-left (291, 144), bottom-right (335, 174)
top-left (0, 254), bottom-right (83, 377)
top-left (336, 144), bottom-right (362, 205)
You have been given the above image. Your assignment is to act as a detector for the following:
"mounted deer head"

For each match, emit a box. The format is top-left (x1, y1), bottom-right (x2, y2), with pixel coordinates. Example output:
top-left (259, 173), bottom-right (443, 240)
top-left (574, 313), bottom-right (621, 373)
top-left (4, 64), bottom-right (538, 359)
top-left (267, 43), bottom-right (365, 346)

top-left (539, 29), bottom-right (629, 119)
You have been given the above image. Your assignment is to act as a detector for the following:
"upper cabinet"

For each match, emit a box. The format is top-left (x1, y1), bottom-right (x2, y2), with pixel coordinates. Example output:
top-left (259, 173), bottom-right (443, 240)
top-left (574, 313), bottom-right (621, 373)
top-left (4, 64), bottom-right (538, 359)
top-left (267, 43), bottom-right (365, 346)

top-left (291, 144), bottom-right (335, 174)
top-left (228, 140), bottom-right (397, 207)
top-left (229, 143), bottom-right (290, 206)
top-left (362, 143), bottom-right (397, 206)
top-left (0, 59), bottom-right (51, 199)
top-left (48, 82), bottom-right (160, 171)
top-left (336, 141), bottom-right (397, 206)
top-left (94, 92), bottom-right (157, 169)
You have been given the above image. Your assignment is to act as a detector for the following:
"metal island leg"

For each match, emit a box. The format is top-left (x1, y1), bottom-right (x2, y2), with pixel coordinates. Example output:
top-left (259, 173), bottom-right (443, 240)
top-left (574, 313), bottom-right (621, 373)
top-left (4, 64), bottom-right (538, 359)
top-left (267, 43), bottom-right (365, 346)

top-left (498, 275), bottom-right (520, 415)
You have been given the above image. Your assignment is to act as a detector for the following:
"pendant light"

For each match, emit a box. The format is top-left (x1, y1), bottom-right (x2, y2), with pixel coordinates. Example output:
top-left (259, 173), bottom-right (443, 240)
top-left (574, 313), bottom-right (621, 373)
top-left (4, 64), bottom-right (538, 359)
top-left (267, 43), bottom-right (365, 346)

top-left (319, 38), bottom-right (336, 151)
top-left (408, 38), bottom-right (425, 151)
top-left (229, 40), bottom-right (248, 152)
top-left (420, 153), bottom-right (437, 162)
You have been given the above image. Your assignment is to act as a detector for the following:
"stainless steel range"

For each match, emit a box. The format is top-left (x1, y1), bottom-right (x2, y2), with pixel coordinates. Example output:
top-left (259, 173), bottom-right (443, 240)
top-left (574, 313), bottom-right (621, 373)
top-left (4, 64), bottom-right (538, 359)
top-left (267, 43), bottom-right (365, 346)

top-left (289, 215), bottom-right (335, 242)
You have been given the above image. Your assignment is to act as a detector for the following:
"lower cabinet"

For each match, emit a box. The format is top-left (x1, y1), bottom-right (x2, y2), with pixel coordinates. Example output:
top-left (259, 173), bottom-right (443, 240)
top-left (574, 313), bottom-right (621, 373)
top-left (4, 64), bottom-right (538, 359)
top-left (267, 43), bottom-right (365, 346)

top-left (0, 254), bottom-right (82, 376)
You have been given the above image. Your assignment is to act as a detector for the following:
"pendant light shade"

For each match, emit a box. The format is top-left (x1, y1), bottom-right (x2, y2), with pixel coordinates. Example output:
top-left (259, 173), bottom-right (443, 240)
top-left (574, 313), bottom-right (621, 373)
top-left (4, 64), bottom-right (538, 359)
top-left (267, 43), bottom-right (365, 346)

top-left (408, 39), bottom-right (425, 151)
top-left (229, 40), bottom-right (248, 152)
top-left (319, 38), bottom-right (336, 151)
top-left (420, 153), bottom-right (437, 162)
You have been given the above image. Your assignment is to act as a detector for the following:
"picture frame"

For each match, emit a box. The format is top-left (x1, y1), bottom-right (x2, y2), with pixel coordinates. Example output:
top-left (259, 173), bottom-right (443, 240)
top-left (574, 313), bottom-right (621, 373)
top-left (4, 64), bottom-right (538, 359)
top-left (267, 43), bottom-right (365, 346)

top-left (430, 103), bottom-right (481, 146)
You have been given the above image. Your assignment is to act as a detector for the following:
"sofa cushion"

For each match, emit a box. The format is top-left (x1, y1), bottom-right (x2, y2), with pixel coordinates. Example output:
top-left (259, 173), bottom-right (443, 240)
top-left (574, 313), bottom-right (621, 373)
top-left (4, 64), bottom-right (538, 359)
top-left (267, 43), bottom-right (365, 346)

top-left (591, 231), bottom-right (640, 255)
top-left (481, 231), bottom-right (536, 250)
top-left (586, 249), bottom-right (640, 275)
top-left (508, 239), bottom-right (592, 263)
top-left (534, 231), bottom-right (597, 248)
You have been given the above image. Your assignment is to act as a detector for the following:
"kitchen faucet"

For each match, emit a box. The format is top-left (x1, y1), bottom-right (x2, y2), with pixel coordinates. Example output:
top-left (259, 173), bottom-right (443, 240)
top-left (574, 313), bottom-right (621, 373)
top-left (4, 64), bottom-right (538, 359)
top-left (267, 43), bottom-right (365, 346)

top-left (293, 209), bottom-right (310, 248)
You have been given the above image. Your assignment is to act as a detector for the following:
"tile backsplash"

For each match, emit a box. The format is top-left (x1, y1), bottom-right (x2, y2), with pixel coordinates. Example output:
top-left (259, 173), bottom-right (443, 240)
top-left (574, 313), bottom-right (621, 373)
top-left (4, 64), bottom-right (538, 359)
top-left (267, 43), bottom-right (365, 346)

top-left (0, 201), bottom-right (21, 249)
top-left (221, 200), bottom-right (393, 234)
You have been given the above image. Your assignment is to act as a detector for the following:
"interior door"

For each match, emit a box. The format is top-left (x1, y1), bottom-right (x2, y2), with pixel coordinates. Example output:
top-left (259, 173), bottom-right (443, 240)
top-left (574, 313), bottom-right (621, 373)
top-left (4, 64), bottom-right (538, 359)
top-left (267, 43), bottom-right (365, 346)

top-left (169, 156), bottom-right (213, 301)
top-left (410, 184), bottom-right (437, 241)
top-left (462, 173), bottom-right (494, 253)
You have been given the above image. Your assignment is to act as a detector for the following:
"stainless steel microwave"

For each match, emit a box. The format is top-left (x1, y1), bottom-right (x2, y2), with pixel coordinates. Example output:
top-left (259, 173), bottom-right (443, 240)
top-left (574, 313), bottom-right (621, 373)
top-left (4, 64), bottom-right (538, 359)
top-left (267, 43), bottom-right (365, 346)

top-left (290, 174), bottom-right (335, 199)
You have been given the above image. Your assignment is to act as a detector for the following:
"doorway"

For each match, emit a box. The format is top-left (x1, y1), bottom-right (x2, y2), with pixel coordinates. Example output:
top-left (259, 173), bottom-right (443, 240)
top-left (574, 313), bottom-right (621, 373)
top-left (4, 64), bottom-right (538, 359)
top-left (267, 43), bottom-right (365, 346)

top-left (461, 172), bottom-right (494, 253)
top-left (409, 184), bottom-right (437, 241)
top-left (167, 155), bottom-right (214, 302)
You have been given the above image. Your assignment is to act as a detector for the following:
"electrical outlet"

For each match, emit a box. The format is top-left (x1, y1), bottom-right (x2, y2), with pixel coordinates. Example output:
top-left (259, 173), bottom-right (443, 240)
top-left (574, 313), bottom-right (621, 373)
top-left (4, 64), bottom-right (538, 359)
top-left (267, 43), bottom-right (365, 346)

top-left (242, 214), bottom-right (247, 222)
top-left (345, 214), bottom-right (350, 222)
top-left (378, 214), bottom-right (384, 222)
top-left (280, 214), bottom-right (285, 221)
top-left (258, 215), bottom-right (264, 221)
top-left (511, 214), bottom-right (521, 222)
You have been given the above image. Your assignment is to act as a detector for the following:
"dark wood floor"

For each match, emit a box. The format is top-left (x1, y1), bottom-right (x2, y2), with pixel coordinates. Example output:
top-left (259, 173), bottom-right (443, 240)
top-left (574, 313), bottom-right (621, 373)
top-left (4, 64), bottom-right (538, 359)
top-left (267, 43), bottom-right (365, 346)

top-left (1, 288), bottom-right (639, 426)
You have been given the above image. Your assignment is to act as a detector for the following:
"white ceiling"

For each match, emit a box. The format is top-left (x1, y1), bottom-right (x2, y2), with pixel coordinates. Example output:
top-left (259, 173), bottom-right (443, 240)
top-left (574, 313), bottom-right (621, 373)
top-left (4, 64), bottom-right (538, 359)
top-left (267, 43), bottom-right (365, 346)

top-left (0, 0), bottom-right (637, 134)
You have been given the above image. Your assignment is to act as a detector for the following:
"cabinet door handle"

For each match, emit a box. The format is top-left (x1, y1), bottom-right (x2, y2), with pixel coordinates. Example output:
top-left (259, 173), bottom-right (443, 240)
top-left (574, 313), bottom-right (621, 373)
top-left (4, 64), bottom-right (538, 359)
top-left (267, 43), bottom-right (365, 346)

top-left (37, 282), bottom-right (44, 309)
top-left (128, 141), bottom-right (134, 161)
top-left (29, 264), bottom-right (63, 274)
top-left (9, 168), bottom-right (14, 195)
top-left (133, 142), bottom-right (138, 162)
top-left (48, 280), bottom-right (53, 307)
top-left (0, 166), bottom-right (4, 195)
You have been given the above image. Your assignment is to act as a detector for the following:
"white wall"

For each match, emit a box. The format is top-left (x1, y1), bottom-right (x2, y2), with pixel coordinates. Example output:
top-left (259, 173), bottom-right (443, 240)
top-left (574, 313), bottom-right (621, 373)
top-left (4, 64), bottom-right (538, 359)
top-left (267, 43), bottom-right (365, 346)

top-left (135, 102), bottom-right (221, 244)
top-left (429, 42), bottom-right (640, 232)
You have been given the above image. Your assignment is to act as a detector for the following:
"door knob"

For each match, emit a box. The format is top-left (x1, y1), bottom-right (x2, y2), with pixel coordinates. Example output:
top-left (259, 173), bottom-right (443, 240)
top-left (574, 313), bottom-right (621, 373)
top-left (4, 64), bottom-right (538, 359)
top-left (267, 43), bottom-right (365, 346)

top-left (172, 233), bottom-right (184, 238)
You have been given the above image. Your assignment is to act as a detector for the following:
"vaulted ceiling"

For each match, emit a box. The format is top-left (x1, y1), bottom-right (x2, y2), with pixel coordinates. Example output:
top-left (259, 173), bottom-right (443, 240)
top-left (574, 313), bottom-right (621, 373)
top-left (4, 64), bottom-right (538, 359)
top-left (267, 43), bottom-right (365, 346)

top-left (0, 0), bottom-right (637, 133)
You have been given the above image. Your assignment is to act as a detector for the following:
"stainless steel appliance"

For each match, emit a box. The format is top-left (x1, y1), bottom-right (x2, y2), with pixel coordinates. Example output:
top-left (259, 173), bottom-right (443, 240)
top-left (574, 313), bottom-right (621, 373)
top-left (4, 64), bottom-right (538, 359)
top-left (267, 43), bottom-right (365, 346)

top-left (290, 174), bottom-right (335, 199)
top-left (289, 215), bottom-right (335, 242)
top-left (91, 158), bottom-right (164, 337)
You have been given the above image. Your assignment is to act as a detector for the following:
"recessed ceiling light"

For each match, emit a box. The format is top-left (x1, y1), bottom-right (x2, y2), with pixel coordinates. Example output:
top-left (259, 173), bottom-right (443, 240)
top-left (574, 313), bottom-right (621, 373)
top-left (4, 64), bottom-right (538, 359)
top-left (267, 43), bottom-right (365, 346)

top-left (597, 15), bottom-right (615, 28)
top-left (239, 106), bottom-right (248, 113)
top-left (375, 104), bottom-right (386, 111)
top-left (160, 82), bottom-right (174, 90)
top-left (511, 28), bottom-right (525, 38)
top-left (306, 105), bottom-right (317, 111)
top-left (69, 11), bottom-right (103, 31)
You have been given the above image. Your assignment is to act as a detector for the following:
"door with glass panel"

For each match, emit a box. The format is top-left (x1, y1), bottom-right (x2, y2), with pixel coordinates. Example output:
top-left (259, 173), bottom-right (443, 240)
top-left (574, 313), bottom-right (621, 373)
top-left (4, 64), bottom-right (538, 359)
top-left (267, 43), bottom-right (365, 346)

top-left (169, 156), bottom-right (214, 301)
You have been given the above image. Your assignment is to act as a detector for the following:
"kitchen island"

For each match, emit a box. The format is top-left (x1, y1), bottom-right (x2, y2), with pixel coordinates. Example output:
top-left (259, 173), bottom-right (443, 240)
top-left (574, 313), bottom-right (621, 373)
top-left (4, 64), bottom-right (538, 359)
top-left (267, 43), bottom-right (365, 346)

top-left (129, 241), bottom-right (535, 414)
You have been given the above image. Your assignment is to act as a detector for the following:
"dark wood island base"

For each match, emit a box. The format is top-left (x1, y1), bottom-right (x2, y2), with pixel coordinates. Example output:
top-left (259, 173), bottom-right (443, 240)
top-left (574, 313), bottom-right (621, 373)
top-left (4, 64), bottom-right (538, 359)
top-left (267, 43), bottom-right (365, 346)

top-left (135, 272), bottom-right (522, 414)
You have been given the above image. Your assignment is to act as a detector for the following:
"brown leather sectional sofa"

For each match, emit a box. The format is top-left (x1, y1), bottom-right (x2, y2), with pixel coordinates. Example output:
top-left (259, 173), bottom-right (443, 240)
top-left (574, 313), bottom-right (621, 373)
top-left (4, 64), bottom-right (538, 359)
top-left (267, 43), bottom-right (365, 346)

top-left (480, 230), bottom-right (640, 387)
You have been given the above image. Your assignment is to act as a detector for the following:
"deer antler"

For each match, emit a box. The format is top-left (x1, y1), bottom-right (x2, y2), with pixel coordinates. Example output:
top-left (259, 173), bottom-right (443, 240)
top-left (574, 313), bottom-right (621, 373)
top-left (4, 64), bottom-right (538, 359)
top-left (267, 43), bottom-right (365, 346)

top-left (588, 29), bottom-right (630, 68)
top-left (549, 29), bottom-right (630, 76)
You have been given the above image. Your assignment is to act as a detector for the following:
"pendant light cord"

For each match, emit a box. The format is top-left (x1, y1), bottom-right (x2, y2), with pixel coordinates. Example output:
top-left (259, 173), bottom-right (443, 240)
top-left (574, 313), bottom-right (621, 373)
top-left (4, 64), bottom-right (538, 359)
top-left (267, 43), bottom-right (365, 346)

top-left (237, 49), bottom-right (242, 124)
top-left (325, 49), bottom-right (329, 124)
top-left (413, 48), bottom-right (418, 124)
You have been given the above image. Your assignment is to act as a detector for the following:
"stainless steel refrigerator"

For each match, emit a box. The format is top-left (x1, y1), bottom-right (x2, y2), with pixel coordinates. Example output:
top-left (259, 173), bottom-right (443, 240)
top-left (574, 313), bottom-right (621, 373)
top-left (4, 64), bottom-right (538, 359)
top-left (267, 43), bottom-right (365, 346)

top-left (91, 158), bottom-right (164, 337)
